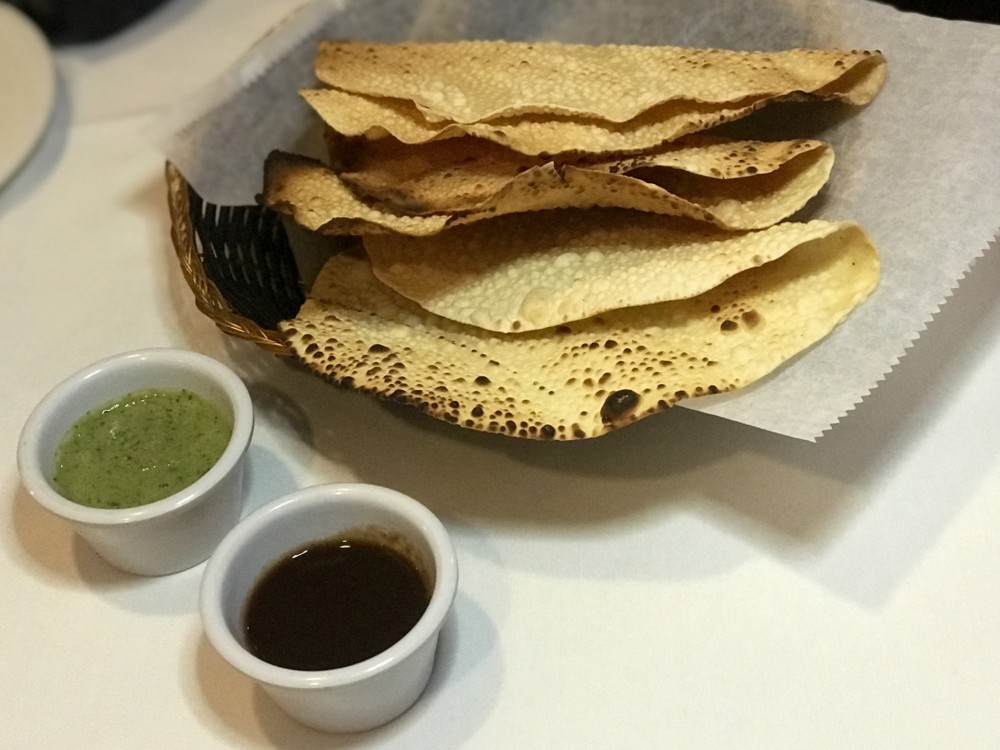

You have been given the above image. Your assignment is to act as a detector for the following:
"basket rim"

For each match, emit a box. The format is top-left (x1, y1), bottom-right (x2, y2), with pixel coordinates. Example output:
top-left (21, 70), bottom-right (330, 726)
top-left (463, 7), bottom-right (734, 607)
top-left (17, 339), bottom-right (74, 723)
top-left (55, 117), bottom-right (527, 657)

top-left (165, 161), bottom-right (294, 356)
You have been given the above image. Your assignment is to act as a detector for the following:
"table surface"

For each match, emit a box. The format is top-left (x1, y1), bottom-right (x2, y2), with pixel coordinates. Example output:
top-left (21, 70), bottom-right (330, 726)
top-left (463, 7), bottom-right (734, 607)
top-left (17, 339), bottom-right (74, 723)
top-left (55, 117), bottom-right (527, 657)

top-left (3, 2), bottom-right (1000, 748)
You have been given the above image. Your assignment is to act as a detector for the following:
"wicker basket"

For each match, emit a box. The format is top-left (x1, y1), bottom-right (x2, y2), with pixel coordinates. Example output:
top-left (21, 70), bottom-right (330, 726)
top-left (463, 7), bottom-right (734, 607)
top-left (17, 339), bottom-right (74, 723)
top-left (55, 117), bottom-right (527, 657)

top-left (165, 162), bottom-right (302, 356)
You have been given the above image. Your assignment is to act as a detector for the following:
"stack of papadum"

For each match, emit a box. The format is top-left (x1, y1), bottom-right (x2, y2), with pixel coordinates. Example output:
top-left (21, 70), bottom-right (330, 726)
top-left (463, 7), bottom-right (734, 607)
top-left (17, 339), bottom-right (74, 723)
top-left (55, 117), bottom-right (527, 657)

top-left (263, 40), bottom-right (887, 440)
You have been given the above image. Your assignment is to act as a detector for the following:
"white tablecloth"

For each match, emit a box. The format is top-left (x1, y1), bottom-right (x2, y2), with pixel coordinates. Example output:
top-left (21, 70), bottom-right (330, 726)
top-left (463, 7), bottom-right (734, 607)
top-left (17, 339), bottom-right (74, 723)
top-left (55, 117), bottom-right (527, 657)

top-left (3, 2), bottom-right (1000, 747)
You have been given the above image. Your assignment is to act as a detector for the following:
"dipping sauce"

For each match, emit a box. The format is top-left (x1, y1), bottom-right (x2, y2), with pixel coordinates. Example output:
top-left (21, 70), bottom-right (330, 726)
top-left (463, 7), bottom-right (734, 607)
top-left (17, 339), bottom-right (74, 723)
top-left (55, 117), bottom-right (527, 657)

top-left (52, 388), bottom-right (232, 509)
top-left (243, 536), bottom-right (431, 671)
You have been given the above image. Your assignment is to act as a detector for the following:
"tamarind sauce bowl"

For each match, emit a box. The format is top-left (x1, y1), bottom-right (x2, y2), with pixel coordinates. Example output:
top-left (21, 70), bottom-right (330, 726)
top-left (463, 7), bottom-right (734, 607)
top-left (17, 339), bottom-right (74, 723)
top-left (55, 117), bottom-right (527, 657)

top-left (199, 483), bottom-right (458, 733)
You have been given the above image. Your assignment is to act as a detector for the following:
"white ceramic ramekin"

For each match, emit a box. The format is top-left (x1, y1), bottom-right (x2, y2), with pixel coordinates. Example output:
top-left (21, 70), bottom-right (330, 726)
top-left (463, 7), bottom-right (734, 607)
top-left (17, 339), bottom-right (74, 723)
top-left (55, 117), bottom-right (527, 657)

top-left (199, 483), bottom-right (458, 733)
top-left (17, 348), bottom-right (254, 576)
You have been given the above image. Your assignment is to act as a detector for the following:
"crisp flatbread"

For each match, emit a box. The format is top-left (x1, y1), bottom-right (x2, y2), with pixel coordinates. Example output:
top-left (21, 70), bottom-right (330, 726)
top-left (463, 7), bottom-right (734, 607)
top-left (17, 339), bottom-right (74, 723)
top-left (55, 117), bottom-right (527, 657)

top-left (303, 86), bottom-right (832, 157)
top-left (263, 151), bottom-right (451, 236)
top-left (262, 133), bottom-right (833, 235)
top-left (363, 212), bottom-right (854, 332)
top-left (314, 41), bottom-right (887, 124)
top-left (335, 133), bottom-right (834, 229)
top-left (279, 224), bottom-right (879, 440)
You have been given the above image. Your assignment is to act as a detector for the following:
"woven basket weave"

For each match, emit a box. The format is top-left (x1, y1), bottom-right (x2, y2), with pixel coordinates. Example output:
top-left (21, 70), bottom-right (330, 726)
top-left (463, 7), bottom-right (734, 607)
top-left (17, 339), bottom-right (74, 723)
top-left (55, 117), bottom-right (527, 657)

top-left (165, 162), bottom-right (302, 355)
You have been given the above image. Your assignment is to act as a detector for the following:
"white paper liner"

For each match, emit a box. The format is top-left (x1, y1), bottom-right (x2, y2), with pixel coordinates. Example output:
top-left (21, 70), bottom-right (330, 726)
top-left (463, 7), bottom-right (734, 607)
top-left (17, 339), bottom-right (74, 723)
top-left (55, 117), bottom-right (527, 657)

top-left (161, 0), bottom-right (1000, 441)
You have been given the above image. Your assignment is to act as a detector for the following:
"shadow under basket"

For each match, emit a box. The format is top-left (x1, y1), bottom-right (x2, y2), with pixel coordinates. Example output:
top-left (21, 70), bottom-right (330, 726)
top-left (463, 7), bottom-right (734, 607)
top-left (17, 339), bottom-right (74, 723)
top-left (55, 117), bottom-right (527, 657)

top-left (166, 162), bottom-right (303, 356)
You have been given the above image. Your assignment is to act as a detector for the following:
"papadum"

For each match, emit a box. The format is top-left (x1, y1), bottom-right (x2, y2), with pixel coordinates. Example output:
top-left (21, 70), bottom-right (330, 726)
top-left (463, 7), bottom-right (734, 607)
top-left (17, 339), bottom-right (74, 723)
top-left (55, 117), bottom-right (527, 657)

top-left (334, 133), bottom-right (834, 230)
top-left (280, 223), bottom-right (879, 439)
top-left (313, 40), bottom-right (887, 124)
top-left (363, 211), bottom-right (854, 333)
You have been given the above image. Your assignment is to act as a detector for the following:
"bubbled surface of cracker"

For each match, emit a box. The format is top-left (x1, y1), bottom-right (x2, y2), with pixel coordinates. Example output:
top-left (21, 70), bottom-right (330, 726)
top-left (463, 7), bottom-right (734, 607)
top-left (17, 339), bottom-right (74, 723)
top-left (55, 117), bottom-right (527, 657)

top-left (279, 228), bottom-right (879, 440)
top-left (336, 133), bottom-right (834, 229)
top-left (314, 41), bottom-right (886, 124)
top-left (364, 212), bottom-right (852, 332)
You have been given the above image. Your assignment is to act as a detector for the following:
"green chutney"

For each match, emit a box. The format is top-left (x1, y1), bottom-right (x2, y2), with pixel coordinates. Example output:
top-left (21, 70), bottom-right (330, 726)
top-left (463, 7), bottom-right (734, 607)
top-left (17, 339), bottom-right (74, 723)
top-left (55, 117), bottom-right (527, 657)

top-left (52, 388), bottom-right (233, 509)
